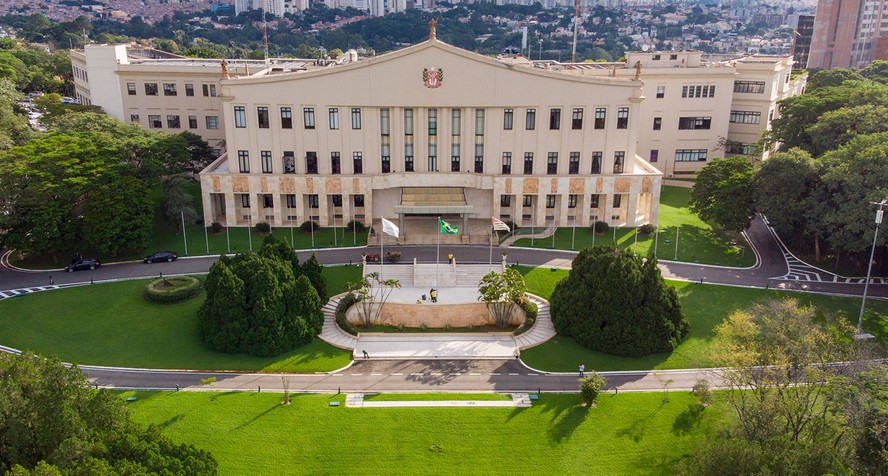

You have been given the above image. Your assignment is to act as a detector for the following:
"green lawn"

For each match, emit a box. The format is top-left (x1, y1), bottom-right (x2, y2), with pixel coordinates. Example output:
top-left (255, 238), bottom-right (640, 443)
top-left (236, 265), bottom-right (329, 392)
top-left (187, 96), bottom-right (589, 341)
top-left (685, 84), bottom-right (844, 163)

top-left (0, 266), bottom-right (362, 372)
top-left (125, 390), bottom-right (729, 475)
top-left (363, 393), bottom-right (512, 401)
top-left (10, 181), bottom-right (368, 269)
top-left (518, 267), bottom-right (888, 372)
top-left (512, 186), bottom-right (754, 267)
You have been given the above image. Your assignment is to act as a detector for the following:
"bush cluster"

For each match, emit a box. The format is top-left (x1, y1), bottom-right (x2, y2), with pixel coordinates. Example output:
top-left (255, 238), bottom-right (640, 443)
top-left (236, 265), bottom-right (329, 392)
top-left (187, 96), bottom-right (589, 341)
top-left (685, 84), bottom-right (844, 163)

top-left (300, 220), bottom-right (320, 233)
top-left (346, 220), bottom-right (367, 233)
top-left (143, 276), bottom-right (202, 304)
top-left (550, 246), bottom-right (689, 357)
top-left (591, 221), bottom-right (609, 234)
top-left (255, 222), bottom-right (271, 233)
top-left (335, 293), bottom-right (358, 336)
top-left (513, 299), bottom-right (538, 336)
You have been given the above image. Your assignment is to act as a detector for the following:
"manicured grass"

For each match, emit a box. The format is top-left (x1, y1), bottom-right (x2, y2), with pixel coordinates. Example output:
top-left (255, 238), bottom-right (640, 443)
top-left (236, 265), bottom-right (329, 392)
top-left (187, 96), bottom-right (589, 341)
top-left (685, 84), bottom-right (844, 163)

top-left (363, 393), bottom-right (513, 401)
top-left (512, 186), bottom-right (754, 267)
top-left (518, 266), bottom-right (888, 372)
top-left (125, 390), bottom-right (729, 475)
top-left (0, 266), bottom-right (361, 371)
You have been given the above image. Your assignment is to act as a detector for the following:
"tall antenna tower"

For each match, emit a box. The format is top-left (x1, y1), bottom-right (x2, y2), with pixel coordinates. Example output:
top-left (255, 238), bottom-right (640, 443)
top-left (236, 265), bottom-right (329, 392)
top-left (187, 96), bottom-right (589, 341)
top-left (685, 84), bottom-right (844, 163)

top-left (262, 3), bottom-right (269, 63)
top-left (571, 0), bottom-right (579, 64)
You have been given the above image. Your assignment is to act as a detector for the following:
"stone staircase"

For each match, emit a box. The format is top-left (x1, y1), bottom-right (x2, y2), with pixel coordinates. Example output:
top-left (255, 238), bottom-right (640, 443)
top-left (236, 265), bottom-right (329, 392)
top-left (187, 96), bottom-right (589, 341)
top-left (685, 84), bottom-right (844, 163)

top-left (318, 295), bottom-right (359, 351)
top-left (500, 224), bottom-right (559, 247)
top-left (514, 294), bottom-right (557, 350)
top-left (364, 264), bottom-right (415, 287)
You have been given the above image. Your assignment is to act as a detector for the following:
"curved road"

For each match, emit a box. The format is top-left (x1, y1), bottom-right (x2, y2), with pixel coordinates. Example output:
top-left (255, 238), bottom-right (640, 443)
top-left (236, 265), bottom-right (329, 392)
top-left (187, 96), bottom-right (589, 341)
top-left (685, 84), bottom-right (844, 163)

top-left (1, 216), bottom-right (885, 393)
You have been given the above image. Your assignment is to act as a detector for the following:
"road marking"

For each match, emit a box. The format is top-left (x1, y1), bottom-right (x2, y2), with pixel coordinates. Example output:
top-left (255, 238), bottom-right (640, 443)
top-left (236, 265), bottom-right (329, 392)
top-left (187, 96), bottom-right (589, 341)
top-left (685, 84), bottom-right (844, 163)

top-left (370, 373), bottom-right (382, 376)
top-left (469, 372), bottom-right (481, 376)
top-left (351, 373), bottom-right (362, 376)
top-left (449, 373), bottom-right (461, 376)
top-left (391, 373), bottom-right (404, 376)
top-left (527, 373), bottom-right (539, 376)
top-left (409, 373), bottom-right (423, 376)
top-left (508, 373), bottom-right (519, 376)
top-left (430, 372), bottom-right (443, 376)
top-left (490, 373), bottom-right (501, 376)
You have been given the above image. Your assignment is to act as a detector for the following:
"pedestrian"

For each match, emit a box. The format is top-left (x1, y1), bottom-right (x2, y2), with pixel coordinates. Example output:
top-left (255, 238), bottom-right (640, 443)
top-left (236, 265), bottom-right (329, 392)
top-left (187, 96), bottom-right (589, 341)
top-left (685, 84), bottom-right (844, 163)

top-left (579, 364), bottom-right (585, 378)
top-left (362, 350), bottom-right (369, 359)
top-left (48, 275), bottom-right (54, 285)
top-left (430, 288), bottom-right (437, 303)
top-left (448, 253), bottom-right (454, 264)
top-left (514, 350), bottom-right (520, 360)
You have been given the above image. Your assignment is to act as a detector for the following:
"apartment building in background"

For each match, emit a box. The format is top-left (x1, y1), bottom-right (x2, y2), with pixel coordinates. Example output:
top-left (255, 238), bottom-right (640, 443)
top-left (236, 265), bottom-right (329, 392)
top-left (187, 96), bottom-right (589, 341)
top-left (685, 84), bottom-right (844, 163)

top-left (808, 0), bottom-right (888, 69)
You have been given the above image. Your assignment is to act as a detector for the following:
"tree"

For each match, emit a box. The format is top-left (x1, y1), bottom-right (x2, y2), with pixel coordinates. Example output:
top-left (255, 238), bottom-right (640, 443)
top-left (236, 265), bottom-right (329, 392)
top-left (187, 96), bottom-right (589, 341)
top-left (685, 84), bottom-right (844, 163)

top-left (0, 352), bottom-right (217, 474)
top-left (161, 173), bottom-right (198, 232)
top-left (300, 253), bottom-right (327, 302)
top-left (579, 372), bottom-right (606, 406)
top-left (550, 247), bottom-right (688, 357)
top-left (81, 175), bottom-right (153, 255)
top-left (477, 267), bottom-right (526, 328)
top-left (807, 104), bottom-right (888, 157)
top-left (689, 157), bottom-right (756, 232)
top-left (177, 131), bottom-right (217, 174)
top-left (349, 272), bottom-right (401, 327)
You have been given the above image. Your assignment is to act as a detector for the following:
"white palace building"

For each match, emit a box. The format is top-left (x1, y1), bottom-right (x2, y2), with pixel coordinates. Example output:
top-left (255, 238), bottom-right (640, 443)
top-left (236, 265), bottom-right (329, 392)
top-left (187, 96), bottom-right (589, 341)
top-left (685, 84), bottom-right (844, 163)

top-left (70, 23), bottom-right (805, 245)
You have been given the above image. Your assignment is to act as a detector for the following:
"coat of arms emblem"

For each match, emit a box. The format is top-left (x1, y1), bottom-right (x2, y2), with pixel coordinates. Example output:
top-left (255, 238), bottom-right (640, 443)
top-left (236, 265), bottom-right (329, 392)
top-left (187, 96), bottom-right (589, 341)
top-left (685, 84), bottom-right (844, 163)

top-left (423, 67), bottom-right (443, 88)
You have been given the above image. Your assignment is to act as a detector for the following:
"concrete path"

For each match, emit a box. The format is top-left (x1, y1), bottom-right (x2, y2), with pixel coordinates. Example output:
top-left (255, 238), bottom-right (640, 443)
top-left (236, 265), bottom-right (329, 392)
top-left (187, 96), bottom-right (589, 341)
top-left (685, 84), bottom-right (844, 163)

top-left (345, 393), bottom-right (533, 408)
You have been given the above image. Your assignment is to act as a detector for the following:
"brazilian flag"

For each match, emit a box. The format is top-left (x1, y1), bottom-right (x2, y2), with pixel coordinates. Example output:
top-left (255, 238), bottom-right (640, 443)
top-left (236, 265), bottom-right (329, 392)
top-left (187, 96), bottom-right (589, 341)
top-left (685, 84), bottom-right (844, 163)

top-left (440, 219), bottom-right (459, 234)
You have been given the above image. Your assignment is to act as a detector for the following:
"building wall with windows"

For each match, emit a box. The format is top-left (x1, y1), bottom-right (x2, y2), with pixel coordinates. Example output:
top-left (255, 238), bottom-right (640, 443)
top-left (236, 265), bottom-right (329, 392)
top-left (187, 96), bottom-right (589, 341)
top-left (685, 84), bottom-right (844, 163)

top-left (199, 38), bottom-right (662, 231)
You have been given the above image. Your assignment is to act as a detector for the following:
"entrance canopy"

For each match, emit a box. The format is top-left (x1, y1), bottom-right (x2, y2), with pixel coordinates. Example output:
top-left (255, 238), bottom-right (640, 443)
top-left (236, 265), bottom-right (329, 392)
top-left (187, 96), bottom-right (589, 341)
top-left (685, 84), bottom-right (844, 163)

top-left (393, 187), bottom-right (474, 215)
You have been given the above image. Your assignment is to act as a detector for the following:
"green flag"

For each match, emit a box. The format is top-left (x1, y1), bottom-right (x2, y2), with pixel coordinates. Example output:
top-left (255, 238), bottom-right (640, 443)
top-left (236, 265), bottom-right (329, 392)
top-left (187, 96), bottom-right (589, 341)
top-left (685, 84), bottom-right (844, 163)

top-left (440, 219), bottom-right (459, 234)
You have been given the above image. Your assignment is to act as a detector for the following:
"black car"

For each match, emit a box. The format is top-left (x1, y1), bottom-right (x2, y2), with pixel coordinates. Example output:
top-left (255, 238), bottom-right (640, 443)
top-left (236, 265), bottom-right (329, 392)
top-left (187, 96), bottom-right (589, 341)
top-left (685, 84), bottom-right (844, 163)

top-left (143, 251), bottom-right (178, 264)
top-left (65, 258), bottom-right (100, 272)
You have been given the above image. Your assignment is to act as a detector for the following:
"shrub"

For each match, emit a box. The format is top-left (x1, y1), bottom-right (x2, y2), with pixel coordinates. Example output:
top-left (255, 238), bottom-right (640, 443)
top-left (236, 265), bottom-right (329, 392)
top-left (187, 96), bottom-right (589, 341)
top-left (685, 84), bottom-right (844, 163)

top-left (580, 372), bottom-right (606, 406)
top-left (346, 220), bottom-right (367, 233)
top-left (335, 293), bottom-right (358, 336)
top-left (255, 222), bottom-right (271, 233)
top-left (639, 223), bottom-right (656, 235)
top-left (443, 323), bottom-right (452, 332)
top-left (210, 222), bottom-right (223, 233)
top-left (513, 298), bottom-right (539, 336)
top-left (419, 323), bottom-right (428, 331)
top-left (300, 220), bottom-right (320, 233)
top-left (691, 379), bottom-right (712, 407)
top-left (550, 246), bottom-right (689, 357)
top-left (143, 276), bottom-right (202, 304)
top-left (591, 221), bottom-right (609, 234)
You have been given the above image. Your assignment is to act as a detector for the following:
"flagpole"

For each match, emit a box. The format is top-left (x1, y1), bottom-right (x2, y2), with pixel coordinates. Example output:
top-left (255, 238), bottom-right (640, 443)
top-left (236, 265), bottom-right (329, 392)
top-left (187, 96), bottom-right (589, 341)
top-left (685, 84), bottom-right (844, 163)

top-left (436, 216), bottom-right (440, 288)
top-left (379, 216), bottom-right (383, 280)
top-left (489, 226), bottom-right (493, 268)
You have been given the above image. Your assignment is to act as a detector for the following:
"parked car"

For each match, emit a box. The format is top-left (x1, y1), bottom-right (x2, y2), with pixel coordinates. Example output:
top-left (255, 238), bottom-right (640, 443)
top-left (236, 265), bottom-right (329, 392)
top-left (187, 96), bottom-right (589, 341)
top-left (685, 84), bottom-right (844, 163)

top-left (65, 258), bottom-right (100, 272)
top-left (143, 251), bottom-right (178, 263)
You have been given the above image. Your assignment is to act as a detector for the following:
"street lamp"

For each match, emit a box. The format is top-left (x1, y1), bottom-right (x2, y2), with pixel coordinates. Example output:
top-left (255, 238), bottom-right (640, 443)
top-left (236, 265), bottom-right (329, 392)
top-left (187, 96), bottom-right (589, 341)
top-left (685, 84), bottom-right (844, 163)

top-left (856, 199), bottom-right (886, 340)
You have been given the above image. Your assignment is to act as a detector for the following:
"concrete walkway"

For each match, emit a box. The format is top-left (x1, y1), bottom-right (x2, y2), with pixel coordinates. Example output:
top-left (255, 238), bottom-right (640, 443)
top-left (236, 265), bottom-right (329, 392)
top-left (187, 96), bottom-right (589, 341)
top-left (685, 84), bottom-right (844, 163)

top-left (345, 393), bottom-right (533, 408)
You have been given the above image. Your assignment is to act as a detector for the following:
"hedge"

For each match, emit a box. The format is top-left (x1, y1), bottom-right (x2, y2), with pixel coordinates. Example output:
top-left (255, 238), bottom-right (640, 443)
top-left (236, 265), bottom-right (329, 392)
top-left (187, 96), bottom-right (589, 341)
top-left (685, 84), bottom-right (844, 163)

top-left (335, 293), bottom-right (358, 336)
top-left (143, 276), bottom-right (202, 304)
top-left (512, 298), bottom-right (538, 336)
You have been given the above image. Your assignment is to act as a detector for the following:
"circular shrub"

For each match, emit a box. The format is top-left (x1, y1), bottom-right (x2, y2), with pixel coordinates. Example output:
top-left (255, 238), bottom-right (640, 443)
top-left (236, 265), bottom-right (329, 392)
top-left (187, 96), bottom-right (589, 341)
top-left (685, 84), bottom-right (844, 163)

top-left (300, 220), bottom-right (320, 233)
top-left (346, 220), bottom-right (367, 233)
top-left (210, 222), bottom-right (223, 233)
top-left (143, 276), bottom-right (202, 304)
top-left (591, 221), bottom-right (609, 234)
top-left (255, 222), bottom-right (271, 233)
top-left (639, 223), bottom-right (656, 235)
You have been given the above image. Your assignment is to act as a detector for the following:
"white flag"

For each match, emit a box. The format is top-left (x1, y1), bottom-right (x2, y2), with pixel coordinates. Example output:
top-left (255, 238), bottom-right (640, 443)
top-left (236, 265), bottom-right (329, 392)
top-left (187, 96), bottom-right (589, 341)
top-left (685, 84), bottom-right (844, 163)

top-left (492, 217), bottom-right (511, 232)
top-left (381, 218), bottom-right (399, 238)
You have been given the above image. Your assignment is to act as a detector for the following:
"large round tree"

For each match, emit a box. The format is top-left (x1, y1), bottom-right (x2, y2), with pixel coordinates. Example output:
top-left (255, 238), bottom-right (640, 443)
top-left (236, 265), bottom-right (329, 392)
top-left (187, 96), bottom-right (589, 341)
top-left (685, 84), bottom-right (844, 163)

top-left (550, 247), bottom-right (689, 357)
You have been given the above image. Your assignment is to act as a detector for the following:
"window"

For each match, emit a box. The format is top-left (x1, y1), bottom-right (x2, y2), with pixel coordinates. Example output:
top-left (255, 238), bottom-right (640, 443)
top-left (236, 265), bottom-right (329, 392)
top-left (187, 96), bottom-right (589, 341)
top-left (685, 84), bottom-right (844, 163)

top-left (590, 194), bottom-right (600, 208)
top-left (451, 155), bottom-right (460, 172)
top-left (725, 142), bottom-right (757, 155)
top-left (354, 195), bottom-right (365, 207)
top-left (261, 151), bottom-right (272, 173)
top-left (523, 195), bottom-right (533, 207)
top-left (525, 108), bottom-right (536, 130)
top-left (675, 149), bottom-right (708, 162)
top-left (351, 108), bottom-right (361, 129)
top-left (206, 116), bottom-right (219, 129)
top-left (382, 155), bottom-right (391, 173)
top-left (768, 109), bottom-right (774, 123)
top-left (547, 152), bottom-right (558, 175)
top-left (549, 108), bottom-right (561, 130)
top-left (733, 80), bottom-right (766, 94)
top-left (546, 195), bottom-right (556, 209)
top-left (613, 151), bottom-right (625, 173)
top-left (678, 116), bottom-right (712, 130)
top-left (594, 108), bottom-right (606, 129)
top-left (145, 83), bottom-right (158, 96)
top-left (405, 155), bottom-right (414, 172)
top-left (613, 194), bottom-right (622, 208)
top-left (148, 115), bottom-right (161, 128)
top-left (241, 194), bottom-right (250, 208)
top-left (452, 109), bottom-right (462, 172)
top-left (568, 195), bottom-right (578, 209)
top-left (405, 108), bottom-right (414, 172)
top-left (163, 83), bottom-right (177, 96)
top-left (237, 150), bottom-right (250, 173)
top-left (501, 195), bottom-right (511, 207)
top-left (524, 153), bottom-right (533, 175)
top-left (474, 155), bottom-right (483, 173)
top-left (652, 54), bottom-right (661, 60)
top-left (166, 115), bottom-right (180, 129)
top-left (682, 84), bottom-right (716, 98)
top-left (188, 116), bottom-right (198, 129)
top-left (616, 107), bottom-right (629, 129)
top-left (280, 107), bottom-right (292, 129)
top-left (473, 109), bottom-right (483, 173)
top-left (569, 152), bottom-right (580, 174)
top-left (353, 152), bottom-right (363, 174)
top-left (591, 151), bottom-right (602, 174)
top-left (503, 108), bottom-right (513, 130)
top-left (331, 152), bottom-right (340, 174)
top-left (257, 107), bottom-right (269, 128)
top-left (286, 194), bottom-right (297, 208)
top-left (656, 85), bottom-right (665, 98)
top-left (382, 108), bottom-right (391, 173)
top-left (572, 108), bottom-right (583, 129)
top-left (202, 84), bottom-right (216, 97)
top-left (306, 152), bottom-right (318, 174)
top-left (649, 150), bottom-right (659, 163)
top-left (304, 108), bottom-right (315, 129)
top-left (283, 151), bottom-right (295, 174)
top-left (130, 114), bottom-right (139, 123)
top-left (329, 108), bottom-right (339, 129)
top-left (308, 194), bottom-right (319, 209)
top-left (185, 83), bottom-right (194, 96)
top-left (428, 108), bottom-right (438, 171)
top-left (331, 194), bottom-right (342, 207)
top-left (502, 152), bottom-right (512, 174)
top-left (380, 108), bottom-right (390, 135)
top-left (127, 82), bottom-right (136, 95)
top-left (428, 108), bottom-right (437, 135)
top-left (653, 117), bottom-right (662, 130)
top-left (729, 111), bottom-right (761, 124)
top-left (234, 106), bottom-right (246, 128)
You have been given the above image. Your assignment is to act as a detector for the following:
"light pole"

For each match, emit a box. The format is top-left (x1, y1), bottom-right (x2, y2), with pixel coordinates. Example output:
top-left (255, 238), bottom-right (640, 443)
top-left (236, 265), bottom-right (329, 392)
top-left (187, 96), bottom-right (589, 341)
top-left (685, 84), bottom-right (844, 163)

top-left (856, 200), bottom-right (886, 340)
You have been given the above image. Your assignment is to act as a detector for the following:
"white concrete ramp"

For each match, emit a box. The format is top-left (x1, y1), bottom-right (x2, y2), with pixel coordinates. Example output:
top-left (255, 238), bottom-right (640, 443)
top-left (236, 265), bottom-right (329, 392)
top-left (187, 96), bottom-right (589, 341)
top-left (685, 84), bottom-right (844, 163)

top-left (355, 334), bottom-right (517, 360)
